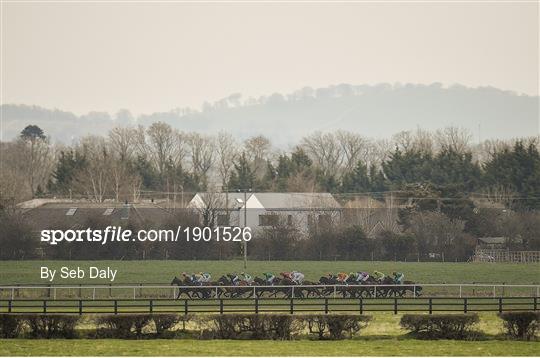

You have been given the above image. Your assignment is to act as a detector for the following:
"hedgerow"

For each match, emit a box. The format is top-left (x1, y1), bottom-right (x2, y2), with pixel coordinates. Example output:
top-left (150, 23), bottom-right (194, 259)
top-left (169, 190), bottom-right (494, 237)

top-left (400, 313), bottom-right (480, 339)
top-left (498, 311), bottom-right (539, 341)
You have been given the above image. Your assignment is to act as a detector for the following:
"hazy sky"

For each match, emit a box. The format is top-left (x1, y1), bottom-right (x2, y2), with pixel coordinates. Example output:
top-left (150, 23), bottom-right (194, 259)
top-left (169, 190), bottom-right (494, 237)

top-left (1, 1), bottom-right (538, 115)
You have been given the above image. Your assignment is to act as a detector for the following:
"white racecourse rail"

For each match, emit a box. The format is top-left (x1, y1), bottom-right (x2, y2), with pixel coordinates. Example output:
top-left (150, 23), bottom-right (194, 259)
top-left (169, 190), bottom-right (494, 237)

top-left (0, 283), bottom-right (539, 300)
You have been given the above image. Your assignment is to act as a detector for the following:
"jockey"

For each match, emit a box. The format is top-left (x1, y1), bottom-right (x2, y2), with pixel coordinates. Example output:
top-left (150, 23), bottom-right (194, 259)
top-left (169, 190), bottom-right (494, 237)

top-left (180, 272), bottom-right (191, 284)
top-left (349, 272), bottom-right (359, 282)
top-left (290, 271), bottom-right (305, 284)
top-left (393, 272), bottom-right (404, 285)
top-left (199, 272), bottom-right (211, 283)
top-left (326, 273), bottom-right (336, 280)
top-left (358, 271), bottom-right (370, 283)
top-left (230, 273), bottom-right (240, 286)
top-left (191, 272), bottom-right (203, 285)
top-left (337, 272), bottom-right (349, 284)
top-left (240, 272), bottom-right (253, 284)
top-left (372, 270), bottom-right (386, 283)
top-left (280, 272), bottom-right (293, 280)
top-left (263, 272), bottom-right (275, 285)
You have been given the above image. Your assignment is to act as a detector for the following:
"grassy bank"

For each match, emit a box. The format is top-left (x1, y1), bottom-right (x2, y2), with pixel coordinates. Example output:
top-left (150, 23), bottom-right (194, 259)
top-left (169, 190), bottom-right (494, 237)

top-left (1, 338), bottom-right (539, 356)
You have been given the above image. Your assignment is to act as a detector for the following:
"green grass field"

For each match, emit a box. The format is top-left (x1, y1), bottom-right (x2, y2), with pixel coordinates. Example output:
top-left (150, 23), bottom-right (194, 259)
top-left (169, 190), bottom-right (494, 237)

top-left (2, 339), bottom-right (539, 356)
top-left (1, 260), bottom-right (537, 299)
top-left (1, 261), bottom-right (538, 356)
top-left (1, 313), bottom-right (538, 356)
top-left (1, 260), bottom-right (538, 285)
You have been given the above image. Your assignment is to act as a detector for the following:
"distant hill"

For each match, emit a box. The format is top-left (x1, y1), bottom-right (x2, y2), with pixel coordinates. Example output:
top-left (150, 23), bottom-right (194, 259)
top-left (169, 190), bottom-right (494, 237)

top-left (2, 83), bottom-right (538, 146)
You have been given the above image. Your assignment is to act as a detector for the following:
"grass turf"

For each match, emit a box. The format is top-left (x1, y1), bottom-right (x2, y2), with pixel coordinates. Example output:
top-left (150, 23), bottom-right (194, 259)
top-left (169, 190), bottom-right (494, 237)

top-left (1, 260), bottom-right (537, 285)
top-left (1, 339), bottom-right (539, 356)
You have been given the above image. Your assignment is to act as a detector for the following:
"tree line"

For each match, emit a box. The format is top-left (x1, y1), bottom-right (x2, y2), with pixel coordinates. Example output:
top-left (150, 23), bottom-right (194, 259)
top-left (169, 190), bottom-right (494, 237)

top-left (0, 124), bottom-right (539, 260)
top-left (1, 124), bottom-right (539, 209)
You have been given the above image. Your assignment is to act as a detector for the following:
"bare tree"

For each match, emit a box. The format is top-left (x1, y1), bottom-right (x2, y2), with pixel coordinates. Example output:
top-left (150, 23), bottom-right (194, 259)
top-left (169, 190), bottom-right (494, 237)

top-left (108, 126), bottom-right (137, 161)
top-left (186, 132), bottom-right (215, 186)
top-left (336, 130), bottom-right (371, 175)
top-left (145, 122), bottom-right (185, 175)
top-left (244, 135), bottom-right (271, 176)
top-left (216, 131), bottom-right (238, 189)
top-left (435, 127), bottom-right (472, 153)
top-left (74, 136), bottom-right (111, 202)
top-left (191, 188), bottom-right (227, 227)
top-left (301, 131), bottom-right (343, 177)
top-left (244, 135), bottom-right (271, 160)
top-left (18, 126), bottom-right (55, 198)
top-left (392, 131), bottom-right (415, 153)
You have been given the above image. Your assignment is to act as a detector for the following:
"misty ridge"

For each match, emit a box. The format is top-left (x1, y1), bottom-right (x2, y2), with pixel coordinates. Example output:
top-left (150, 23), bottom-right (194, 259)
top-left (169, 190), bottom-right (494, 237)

top-left (1, 82), bottom-right (538, 147)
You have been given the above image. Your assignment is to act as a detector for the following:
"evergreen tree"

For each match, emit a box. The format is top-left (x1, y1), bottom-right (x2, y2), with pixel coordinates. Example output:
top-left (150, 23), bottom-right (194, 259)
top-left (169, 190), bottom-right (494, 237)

top-left (50, 150), bottom-right (87, 194)
top-left (341, 160), bottom-right (371, 193)
top-left (382, 148), bottom-right (433, 188)
top-left (484, 141), bottom-right (540, 210)
top-left (228, 152), bottom-right (256, 190)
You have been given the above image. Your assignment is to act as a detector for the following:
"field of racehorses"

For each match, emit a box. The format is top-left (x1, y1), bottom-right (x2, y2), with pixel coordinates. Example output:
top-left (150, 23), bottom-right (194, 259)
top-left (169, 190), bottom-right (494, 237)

top-left (0, 260), bottom-right (536, 285)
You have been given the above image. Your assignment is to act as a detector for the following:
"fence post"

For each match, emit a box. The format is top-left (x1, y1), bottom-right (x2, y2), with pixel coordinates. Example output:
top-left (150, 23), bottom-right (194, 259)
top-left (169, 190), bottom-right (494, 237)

top-left (114, 300), bottom-right (118, 315)
top-left (292, 286), bottom-right (295, 299)
top-left (290, 298), bottom-right (294, 314)
top-left (534, 297), bottom-right (537, 311)
top-left (429, 298), bottom-right (432, 314)
top-left (220, 299), bottom-right (223, 314)
top-left (53, 287), bottom-right (56, 300)
top-left (79, 300), bottom-right (82, 315)
top-left (215, 287), bottom-right (219, 299)
top-left (43, 300), bottom-right (47, 314)
top-left (498, 297), bottom-right (503, 313)
top-left (109, 284), bottom-right (112, 297)
top-left (493, 285), bottom-right (496, 298)
top-left (78, 284), bottom-right (82, 298)
top-left (459, 285), bottom-right (462, 298)
top-left (139, 283), bottom-right (143, 298)
top-left (374, 285), bottom-right (377, 298)
top-left (333, 285), bottom-right (336, 298)
top-left (150, 299), bottom-right (153, 313)
top-left (133, 287), bottom-right (136, 300)
top-left (184, 300), bottom-right (188, 315)
top-left (47, 285), bottom-right (51, 298)
top-left (359, 298), bottom-right (363, 314)
top-left (463, 298), bottom-right (468, 313)
top-left (324, 298), bottom-right (328, 314)
top-left (10, 288), bottom-right (14, 300)
top-left (255, 298), bottom-right (259, 314)
top-left (92, 288), bottom-right (96, 300)
top-left (8, 300), bottom-right (12, 313)
top-left (394, 298), bottom-right (398, 314)
top-left (413, 285), bottom-right (416, 298)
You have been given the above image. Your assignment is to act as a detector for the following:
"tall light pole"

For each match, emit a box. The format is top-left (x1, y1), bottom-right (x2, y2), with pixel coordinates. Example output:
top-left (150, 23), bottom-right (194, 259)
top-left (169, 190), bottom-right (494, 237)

top-left (235, 188), bottom-right (251, 269)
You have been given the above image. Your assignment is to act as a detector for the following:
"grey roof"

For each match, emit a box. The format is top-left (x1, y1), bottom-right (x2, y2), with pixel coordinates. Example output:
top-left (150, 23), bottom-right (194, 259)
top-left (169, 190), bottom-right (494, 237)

top-left (477, 237), bottom-right (507, 245)
top-left (252, 192), bottom-right (341, 210)
top-left (22, 202), bottom-right (176, 231)
top-left (191, 192), bottom-right (252, 209)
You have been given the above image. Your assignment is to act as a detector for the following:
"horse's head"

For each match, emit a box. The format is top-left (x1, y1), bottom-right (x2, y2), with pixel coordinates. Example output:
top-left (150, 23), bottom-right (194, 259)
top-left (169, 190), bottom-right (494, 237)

top-left (171, 276), bottom-right (182, 285)
top-left (253, 277), bottom-right (265, 285)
